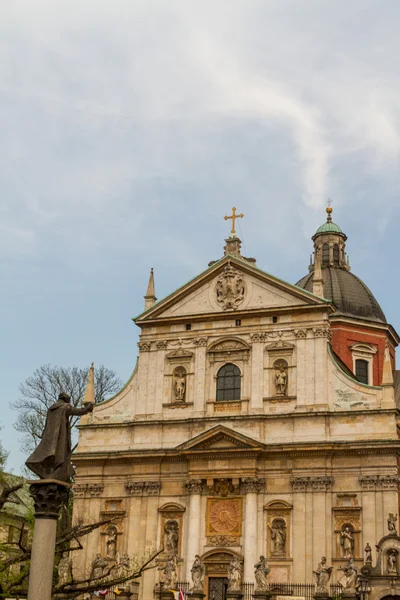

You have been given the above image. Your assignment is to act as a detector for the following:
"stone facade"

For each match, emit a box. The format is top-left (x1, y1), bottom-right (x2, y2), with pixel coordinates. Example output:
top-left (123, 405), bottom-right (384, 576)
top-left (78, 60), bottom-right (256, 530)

top-left (73, 238), bottom-right (399, 600)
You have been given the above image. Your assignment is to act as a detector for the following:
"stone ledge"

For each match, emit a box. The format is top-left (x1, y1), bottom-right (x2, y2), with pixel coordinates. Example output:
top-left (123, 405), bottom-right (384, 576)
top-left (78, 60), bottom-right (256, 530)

top-left (162, 402), bottom-right (194, 409)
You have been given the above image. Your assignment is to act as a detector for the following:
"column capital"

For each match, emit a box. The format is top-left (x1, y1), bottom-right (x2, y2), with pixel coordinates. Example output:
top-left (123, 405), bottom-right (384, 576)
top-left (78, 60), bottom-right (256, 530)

top-left (241, 477), bottom-right (266, 494)
top-left (29, 479), bottom-right (71, 519)
top-left (186, 479), bottom-right (204, 495)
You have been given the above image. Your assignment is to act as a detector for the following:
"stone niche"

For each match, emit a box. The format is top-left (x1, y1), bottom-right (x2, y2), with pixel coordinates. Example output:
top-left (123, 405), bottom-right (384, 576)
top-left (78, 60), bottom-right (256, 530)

top-left (264, 342), bottom-right (296, 401)
top-left (164, 349), bottom-right (194, 407)
top-left (264, 500), bottom-right (292, 560)
top-left (206, 338), bottom-right (250, 413)
top-left (158, 503), bottom-right (185, 557)
top-left (332, 494), bottom-right (362, 560)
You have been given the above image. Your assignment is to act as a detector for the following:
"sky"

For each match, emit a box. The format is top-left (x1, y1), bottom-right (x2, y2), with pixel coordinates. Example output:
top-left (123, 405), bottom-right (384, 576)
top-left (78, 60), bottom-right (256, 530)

top-left (0, 0), bottom-right (399, 473)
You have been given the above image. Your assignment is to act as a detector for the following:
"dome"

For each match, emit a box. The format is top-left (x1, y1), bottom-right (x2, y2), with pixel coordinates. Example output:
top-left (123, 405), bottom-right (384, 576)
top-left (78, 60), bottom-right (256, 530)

top-left (315, 221), bottom-right (343, 235)
top-left (296, 266), bottom-right (387, 323)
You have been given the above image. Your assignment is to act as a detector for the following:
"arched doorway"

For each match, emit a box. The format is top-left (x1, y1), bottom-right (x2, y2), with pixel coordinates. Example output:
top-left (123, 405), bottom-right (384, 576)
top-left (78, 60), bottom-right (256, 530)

top-left (201, 549), bottom-right (243, 600)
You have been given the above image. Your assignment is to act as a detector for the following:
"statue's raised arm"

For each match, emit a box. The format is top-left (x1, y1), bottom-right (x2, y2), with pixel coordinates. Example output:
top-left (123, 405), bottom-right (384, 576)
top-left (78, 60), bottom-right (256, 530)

top-left (25, 392), bottom-right (93, 482)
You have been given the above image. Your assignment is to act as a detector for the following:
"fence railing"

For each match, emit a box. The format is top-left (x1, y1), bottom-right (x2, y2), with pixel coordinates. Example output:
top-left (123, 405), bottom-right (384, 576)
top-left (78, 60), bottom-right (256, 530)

top-left (177, 581), bottom-right (343, 599)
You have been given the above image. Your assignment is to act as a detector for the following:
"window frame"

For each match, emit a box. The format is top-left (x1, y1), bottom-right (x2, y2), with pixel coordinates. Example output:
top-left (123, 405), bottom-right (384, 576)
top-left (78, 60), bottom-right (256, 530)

top-left (216, 363), bottom-right (241, 401)
top-left (350, 343), bottom-right (377, 386)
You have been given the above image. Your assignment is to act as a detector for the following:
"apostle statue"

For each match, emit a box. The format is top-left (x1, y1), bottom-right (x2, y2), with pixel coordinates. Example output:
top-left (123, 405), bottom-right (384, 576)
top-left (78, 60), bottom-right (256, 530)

top-left (275, 364), bottom-right (287, 396)
top-left (340, 526), bottom-right (354, 559)
top-left (338, 558), bottom-right (358, 594)
top-left (313, 557), bottom-right (333, 596)
top-left (163, 555), bottom-right (178, 589)
top-left (25, 392), bottom-right (93, 481)
top-left (190, 555), bottom-right (205, 592)
top-left (388, 513), bottom-right (398, 535)
top-left (227, 556), bottom-right (243, 592)
top-left (57, 551), bottom-right (73, 586)
top-left (254, 556), bottom-right (270, 591)
top-left (269, 519), bottom-right (286, 554)
top-left (106, 526), bottom-right (118, 559)
top-left (90, 553), bottom-right (107, 580)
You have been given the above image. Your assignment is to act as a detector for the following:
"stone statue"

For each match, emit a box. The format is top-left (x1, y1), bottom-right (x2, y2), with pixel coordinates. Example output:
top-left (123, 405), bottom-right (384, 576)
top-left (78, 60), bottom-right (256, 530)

top-left (173, 370), bottom-right (186, 402)
top-left (90, 553), bottom-right (107, 580)
top-left (106, 526), bottom-right (118, 559)
top-left (163, 555), bottom-right (178, 589)
top-left (388, 513), bottom-right (398, 535)
top-left (340, 526), bottom-right (354, 559)
top-left (254, 556), bottom-right (270, 591)
top-left (313, 557), bottom-right (333, 596)
top-left (227, 556), bottom-right (243, 592)
top-left (269, 519), bottom-right (286, 554)
top-left (275, 364), bottom-right (288, 396)
top-left (25, 392), bottom-right (93, 481)
top-left (338, 558), bottom-right (358, 594)
top-left (364, 543), bottom-right (372, 564)
top-left (57, 551), bottom-right (73, 586)
top-left (112, 553), bottom-right (131, 578)
top-left (388, 550), bottom-right (398, 575)
top-left (164, 519), bottom-right (179, 555)
top-left (190, 554), bottom-right (205, 592)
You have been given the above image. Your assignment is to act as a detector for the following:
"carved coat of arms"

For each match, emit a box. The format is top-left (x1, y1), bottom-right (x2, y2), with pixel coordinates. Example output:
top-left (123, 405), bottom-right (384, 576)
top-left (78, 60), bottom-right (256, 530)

top-left (215, 263), bottom-right (245, 311)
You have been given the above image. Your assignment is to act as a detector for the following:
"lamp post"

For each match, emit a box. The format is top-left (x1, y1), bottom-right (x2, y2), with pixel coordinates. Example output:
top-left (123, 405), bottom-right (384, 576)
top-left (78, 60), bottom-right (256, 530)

top-left (357, 576), bottom-right (370, 600)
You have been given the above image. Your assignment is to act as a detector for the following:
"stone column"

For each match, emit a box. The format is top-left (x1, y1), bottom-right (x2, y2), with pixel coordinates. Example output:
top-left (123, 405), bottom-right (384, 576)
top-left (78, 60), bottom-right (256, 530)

top-left (242, 478), bottom-right (265, 582)
top-left (185, 479), bottom-right (203, 580)
top-left (27, 479), bottom-right (71, 600)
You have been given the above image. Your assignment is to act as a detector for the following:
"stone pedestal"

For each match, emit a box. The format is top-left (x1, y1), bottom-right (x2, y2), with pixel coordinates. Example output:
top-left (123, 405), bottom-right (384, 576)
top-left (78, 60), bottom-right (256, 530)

top-left (159, 591), bottom-right (175, 600)
top-left (26, 479), bottom-right (71, 600)
top-left (226, 592), bottom-right (243, 600)
top-left (189, 592), bottom-right (206, 600)
top-left (313, 595), bottom-right (332, 600)
top-left (253, 591), bottom-right (272, 600)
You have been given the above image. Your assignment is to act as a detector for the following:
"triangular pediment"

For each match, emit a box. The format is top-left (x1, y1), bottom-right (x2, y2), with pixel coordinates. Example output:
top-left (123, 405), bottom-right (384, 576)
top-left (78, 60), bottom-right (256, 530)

top-left (135, 256), bottom-right (330, 323)
top-left (176, 425), bottom-right (265, 452)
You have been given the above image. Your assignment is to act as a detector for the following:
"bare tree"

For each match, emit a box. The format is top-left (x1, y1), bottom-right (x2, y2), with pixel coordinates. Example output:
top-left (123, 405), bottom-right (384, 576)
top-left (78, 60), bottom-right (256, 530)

top-left (13, 364), bottom-right (122, 453)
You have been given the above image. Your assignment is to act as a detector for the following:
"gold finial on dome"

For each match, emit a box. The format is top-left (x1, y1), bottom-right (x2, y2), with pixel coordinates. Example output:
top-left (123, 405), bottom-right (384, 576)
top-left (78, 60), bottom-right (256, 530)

top-left (326, 198), bottom-right (333, 222)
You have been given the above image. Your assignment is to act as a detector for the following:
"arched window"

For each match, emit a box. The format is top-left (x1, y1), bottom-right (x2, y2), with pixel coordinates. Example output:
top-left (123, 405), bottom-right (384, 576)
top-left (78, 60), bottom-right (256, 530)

top-left (322, 243), bottom-right (329, 266)
top-left (355, 359), bottom-right (369, 384)
top-left (216, 363), bottom-right (241, 401)
top-left (333, 244), bottom-right (340, 265)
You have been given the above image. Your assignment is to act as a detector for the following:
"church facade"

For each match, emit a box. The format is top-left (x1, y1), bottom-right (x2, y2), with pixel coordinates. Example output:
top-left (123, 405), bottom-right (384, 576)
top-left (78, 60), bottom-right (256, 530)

top-left (73, 209), bottom-right (400, 599)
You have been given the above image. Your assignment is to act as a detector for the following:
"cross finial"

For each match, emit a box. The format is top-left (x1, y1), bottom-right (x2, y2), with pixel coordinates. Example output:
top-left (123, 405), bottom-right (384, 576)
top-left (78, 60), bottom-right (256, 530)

top-left (326, 198), bottom-right (333, 222)
top-left (224, 207), bottom-right (244, 236)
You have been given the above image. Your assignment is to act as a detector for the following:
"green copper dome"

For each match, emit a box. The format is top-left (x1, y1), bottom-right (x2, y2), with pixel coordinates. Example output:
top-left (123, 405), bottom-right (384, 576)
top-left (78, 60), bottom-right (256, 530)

top-left (315, 221), bottom-right (343, 234)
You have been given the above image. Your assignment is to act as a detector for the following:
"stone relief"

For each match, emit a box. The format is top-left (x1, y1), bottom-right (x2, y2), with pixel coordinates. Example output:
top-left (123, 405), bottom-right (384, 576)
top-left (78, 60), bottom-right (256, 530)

top-left (388, 513), bottom-right (398, 535)
top-left (290, 476), bottom-right (334, 492)
top-left (206, 535), bottom-right (240, 547)
top-left (164, 519), bottom-right (179, 555)
top-left (208, 478), bottom-right (237, 497)
top-left (313, 556), bottom-right (333, 596)
top-left (73, 483), bottom-right (104, 497)
top-left (227, 556), bottom-right (243, 592)
top-left (268, 518), bottom-right (287, 555)
top-left (173, 367), bottom-right (186, 402)
top-left (209, 499), bottom-right (241, 535)
top-left (340, 525), bottom-right (355, 559)
top-left (359, 475), bottom-right (400, 490)
top-left (185, 479), bottom-right (204, 495)
top-left (190, 555), bottom-right (205, 592)
top-left (254, 555), bottom-right (270, 591)
top-left (215, 263), bottom-right (246, 311)
top-left (241, 477), bottom-right (266, 494)
top-left (334, 389), bottom-right (369, 410)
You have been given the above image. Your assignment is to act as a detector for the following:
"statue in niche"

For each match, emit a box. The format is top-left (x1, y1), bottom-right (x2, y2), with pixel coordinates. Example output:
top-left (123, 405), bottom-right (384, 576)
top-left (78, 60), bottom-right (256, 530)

top-left (106, 526), bottom-right (118, 559)
top-left (227, 556), bottom-right (243, 592)
top-left (173, 368), bottom-right (186, 402)
top-left (338, 558), bottom-right (358, 593)
top-left (388, 550), bottom-right (398, 575)
top-left (269, 518), bottom-right (286, 554)
top-left (163, 555), bottom-right (178, 589)
top-left (164, 519), bottom-right (179, 555)
top-left (340, 525), bottom-right (354, 559)
top-left (190, 555), bottom-right (205, 592)
top-left (57, 551), bottom-right (73, 586)
top-left (254, 556), bottom-right (270, 591)
top-left (388, 513), bottom-right (398, 535)
top-left (274, 363), bottom-right (288, 396)
top-left (313, 557), bottom-right (333, 596)
top-left (364, 543), bottom-right (372, 564)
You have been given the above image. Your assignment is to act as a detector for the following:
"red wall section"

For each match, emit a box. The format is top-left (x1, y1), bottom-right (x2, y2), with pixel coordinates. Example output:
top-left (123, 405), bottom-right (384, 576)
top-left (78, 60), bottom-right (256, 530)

top-left (330, 322), bottom-right (394, 386)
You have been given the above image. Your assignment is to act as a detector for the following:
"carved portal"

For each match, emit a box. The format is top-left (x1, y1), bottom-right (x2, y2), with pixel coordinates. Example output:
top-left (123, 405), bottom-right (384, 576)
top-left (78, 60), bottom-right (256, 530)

top-left (215, 263), bottom-right (246, 311)
top-left (207, 498), bottom-right (242, 537)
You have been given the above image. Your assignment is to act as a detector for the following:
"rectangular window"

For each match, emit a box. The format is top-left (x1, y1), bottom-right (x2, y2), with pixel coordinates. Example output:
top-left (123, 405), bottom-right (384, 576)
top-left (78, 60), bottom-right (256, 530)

top-left (235, 319), bottom-right (241, 326)
top-left (185, 324), bottom-right (191, 331)
top-left (272, 316), bottom-right (278, 323)
top-left (355, 359), bottom-right (369, 384)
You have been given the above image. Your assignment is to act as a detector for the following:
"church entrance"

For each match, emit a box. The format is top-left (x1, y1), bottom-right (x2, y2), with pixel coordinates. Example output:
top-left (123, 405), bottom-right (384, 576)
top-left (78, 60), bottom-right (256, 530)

top-left (208, 576), bottom-right (228, 600)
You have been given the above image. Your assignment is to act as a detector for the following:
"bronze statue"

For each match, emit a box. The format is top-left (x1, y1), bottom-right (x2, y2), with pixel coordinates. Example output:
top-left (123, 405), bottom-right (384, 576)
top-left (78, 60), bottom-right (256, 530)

top-left (25, 392), bottom-right (93, 481)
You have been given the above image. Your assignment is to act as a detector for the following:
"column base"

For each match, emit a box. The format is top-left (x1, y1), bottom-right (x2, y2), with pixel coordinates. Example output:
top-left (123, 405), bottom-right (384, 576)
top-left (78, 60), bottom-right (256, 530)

top-left (226, 592), bottom-right (243, 600)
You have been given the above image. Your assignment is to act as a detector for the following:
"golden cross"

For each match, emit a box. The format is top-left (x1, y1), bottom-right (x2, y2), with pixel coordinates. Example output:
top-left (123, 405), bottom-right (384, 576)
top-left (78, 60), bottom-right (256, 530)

top-left (224, 207), bottom-right (244, 235)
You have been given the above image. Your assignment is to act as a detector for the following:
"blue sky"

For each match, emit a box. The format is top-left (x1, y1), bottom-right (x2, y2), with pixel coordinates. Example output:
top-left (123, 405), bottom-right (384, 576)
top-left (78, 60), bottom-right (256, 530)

top-left (1, 1), bottom-right (399, 473)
